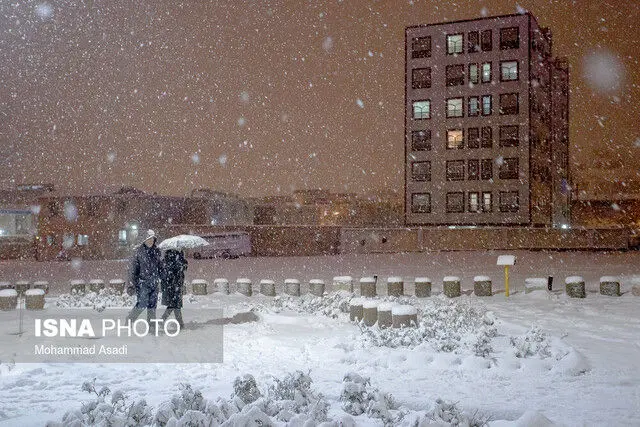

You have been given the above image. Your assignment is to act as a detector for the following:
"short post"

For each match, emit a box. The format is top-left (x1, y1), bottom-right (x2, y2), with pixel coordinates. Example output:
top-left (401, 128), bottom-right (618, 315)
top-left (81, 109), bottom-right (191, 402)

top-left (69, 279), bottom-right (86, 295)
top-left (236, 278), bottom-right (252, 296)
top-left (359, 277), bottom-right (377, 298)
top-left (214, 278), bottom-right (230, 294)
top-left (25, 289), bottom-right (45, 310)
top-left (309, 279), bottom-right (325, 297)
top-left (285, 279), bottom-right (300, 296)
top-left (192, 279), bottom-right (209, 295)
top-left (547, 276), bottom-right (554, 291)
top-left (260, 279), bottom-right (276, 296)
top-left (15, 280), bottom-right (30, 296)
top-left (88, 279), bottom-right (105, 293)
top-left (565, 276), bottom-right (586, 298)
top-left (387, 276), bottom-right (404, 297)
top-left (443, 276), bottom-right (461, 298)
top-left (0, 289), bottom-right (18, 311)
top-left (332, 276), bottom-right (353, 293)
top-left (33, 281), bottom-right (50, 294)
top-left (108, 279), bottom-right (125, 294)
top-left (414, 277), bottom-right (432, 298)
top-left (362, 301), bottom-right (378, 327)
top-left (377, 303), bottom-right (394, 329)
top-left (473, 276), bottom-right (492, 296)
top-left (497, 255), bottom-right (516, 297)
top-left (599, 276), bottom-right (620, 297)
top-left (349, 298), bottom-right (364, 322)
top-left (392, 305), bottom-right (418, 328)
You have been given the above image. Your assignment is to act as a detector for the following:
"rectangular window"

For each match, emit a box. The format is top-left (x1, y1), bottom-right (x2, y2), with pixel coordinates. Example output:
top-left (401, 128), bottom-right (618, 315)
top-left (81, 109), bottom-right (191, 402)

top-left (446, 64), bottom-right (465, 86)
top-left (481, 95), bottom-right (492, 116)
top-left (468, 97), bottom-right (480, 116)
top-left (411, 193), bottom-right (431, 213)
top-left (446, 160), bottom-right (465, 181)
top-left (481, 159), bottom-right (493, 180)
top-left (481, 126), bottom-right (492, 148)
top-left (447, 34), bottom-right (463, 54)
top-left (500, 27), bottom-right (520, 50)
top-left (86, 198), bottom-right (98, 217)
top-left (411, 130), bottom-right (431, 151)
top-left (446, 192), bottom-right (465, 213)
top-left (118, 229), bottom-right (128, 245)
top-left (468, 159), bottom-right (479, 180)
top-left (499, 125), bottom-right (519, 147)
top-left (48, 201), bottom-right (60, 217)
top-left (447, 129), bottom-right (464, 149)
top-left (499, 191), bottom-right (519, 212)
top-left (412, 100), bottom-right (431, 119)
top-left (46, 235), bottom-right (55, 246)
top-left (468, 192), bottom-right (480, 213)
top-left (481, 29), bottom-right (492, 51)
top-left (412, 67), bottom-right (432, 89)
top-left (468, 31), bottom-right (479, 52)
top-left (77, 234), bottom-right (89, 246)
top-left (63, 233), bottom-right (75, 248)
top-left (499, 157), bottom-right (519, 179)
top-left (467, 127), bottom-right (480, 148)
top-left (469, 63), bottom-right (479, 84)
top-left (412, 36), bottom-right (431, 58)
top-left (500, 60), bottom-right (519, 81)
top-left (446, 98), bottom-right (463, 118)
top-left (482, 192), bottom-right (492, 212)
top-left (481, 62), bottom-right (491, 83)
top-left (499, 93), bottom-right (519, 115)
top-left (412, 161), bottom-right (431, 181)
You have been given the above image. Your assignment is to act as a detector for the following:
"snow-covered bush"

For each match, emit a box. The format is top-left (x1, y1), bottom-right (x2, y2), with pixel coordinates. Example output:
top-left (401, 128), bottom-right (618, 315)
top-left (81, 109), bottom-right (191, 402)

top-left (232, 374), bottom-right (262, 406)
top-left (266, 370), bottom-right (329, 422)
top-left (340, 372), bottom-right (396, 423)
top-left (55, 288), bottom-right (136, 311)
top-left (271, 291), bottom-right (353, 318)
top-left (431, 398), bottom-right (490, 426)
top-left (510, 325), bottom-right (552, 359)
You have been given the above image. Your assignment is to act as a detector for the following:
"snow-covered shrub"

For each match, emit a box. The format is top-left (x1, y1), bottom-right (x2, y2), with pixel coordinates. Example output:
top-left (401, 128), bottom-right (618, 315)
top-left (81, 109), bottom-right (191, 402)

top-left (431, 398), bottom-right (490, 426)
top-left (340, 372), bottom-right (396, 423)
top-left (55, 289), bottom-right (135, 311)
top-left (510, 325), bottom-right (552, 359)
top-left (271, 291), bottom-right (354, 318)
top-left (266, 371), bottom-right (329, 422)
top-left (154, 383), bottom-right (210, 426)
top-left (232, 374), bottom-right (262, 407)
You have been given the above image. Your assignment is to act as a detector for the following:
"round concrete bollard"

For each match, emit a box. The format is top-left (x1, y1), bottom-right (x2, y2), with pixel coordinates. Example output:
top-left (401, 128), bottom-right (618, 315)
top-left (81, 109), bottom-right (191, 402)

top-left (443, 276), bottom-right (461, 298)
top-left (214, 278), bottom-right (230, 294)
top-left (33, 281), bottom-right (50, 294)
top-left (25, 289), bottom-right (45, 310)
top-left (0, 289), bottom-right (18, 311)
top-left (285, 279), bottom-right (301, 296)
top-left (0, 282), bottom-right (13, 291)
top-left (414, 277), bottom-right (432, 298)
top-left (377, 302), bottom-right (395, 329)
top-left (349, 298), bottom-right (364, 322)
top-left (15, 280), bottom-right (31, 296)
top-left (392, 305), bottom-right (418, 328)
top-left (309, 279), bottom-right (325, 297)
top-left (332, 276), bottom-right (354, 293)
top-left (192, 279), bottom-right (209, 295)
top-left (108, 279), bottom-right (125, 294)
top-left (359, 277), bottom-right (377, 298)
top-left (565, 276), bottom-right (586, 298)
top-left (473, 276), bottom-right (492, 296)
top-left (362, 301), bottom-right (378, 327)
top-left (599, 276), bottom-right (620, 297)
top-left (236, 278), bottom-right (252, 296)
top-left (89, 279), bottom-right (105, 293)
top-left (387, 276), bottom-right (404, 297)
top-left (260, 279), bottom-right (276, 296)
top-left (70, 279), bottom-right (86, 295)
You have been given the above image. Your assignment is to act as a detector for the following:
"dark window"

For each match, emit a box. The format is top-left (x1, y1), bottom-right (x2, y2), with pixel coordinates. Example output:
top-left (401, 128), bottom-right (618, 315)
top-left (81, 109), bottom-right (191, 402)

top-left (412, 68), bottom-right (431, 89)
top-left (411, 130), bottom-right (431, 151)
top-left (499, 93), bottom-right (519, 115)
top-left (499, 158), bottom-right (519, 179)
top-left (482, 192), bottom-right (492, 212)
top-left (481, 159), bottom-right (493, 180)
top-left (447, 34), bottom-right (463, 54)
top-left (481, 29), bottom-right (492, 51)
top-left (411, 193), bottom-right (431, 213)
top-left (47, 201), bottom-right (60, 217)
top-left (469, 64), bottom-right (479, 84)
top-left (87, 198), bottom-right (99, 217)
top-left (468, 192), bottom-right (480, 212)
top-left (446, 64), bottom-right (465, 86)
top-left (446, 192), bottom-right (465, 213)
top-left (468, 127), bottom-right (480, 148)
top-left (499, 125), bottom-right (519, 147)
top-left (481, 126), bottom-right (492, 148)
top-left (446, 129), bottom-right (464, 149)
top-left (482, 95), bottom-right (492, 115)
top-left (412, 161), bottom-right (431, 181)
top-left (412, 36), bottom-right (431, 58)
top-left (468, 31), bottom-right (479, 52)
top-left (499, 191), bottom-right (519, 212)
top-left (468, 97), bottom-right (480, 116)
top-left (446, 98), bottom-right (463, 118)
top-left (412, 100), bottom-right (431, 119)
top-left (446, 160), bottom-right (465, 181)
top-left (500, 61), bottom-right (519, 81)
top-left (500, 27), bottom-right (519, 50)
top-left (468, 159), bottom-right (479, 180)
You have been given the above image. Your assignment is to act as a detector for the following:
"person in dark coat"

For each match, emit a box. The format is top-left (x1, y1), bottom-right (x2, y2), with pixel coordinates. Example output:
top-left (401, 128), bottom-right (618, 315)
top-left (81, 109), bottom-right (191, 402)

top-left (126, 229), bottom-right (164, 326)
top-left (161, 249), bottom-right (188, 328)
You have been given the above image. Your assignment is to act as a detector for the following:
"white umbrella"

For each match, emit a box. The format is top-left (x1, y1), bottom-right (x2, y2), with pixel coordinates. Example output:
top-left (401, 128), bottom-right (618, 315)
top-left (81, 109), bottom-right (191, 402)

top-left (158, 235), bottom-right (209, 250)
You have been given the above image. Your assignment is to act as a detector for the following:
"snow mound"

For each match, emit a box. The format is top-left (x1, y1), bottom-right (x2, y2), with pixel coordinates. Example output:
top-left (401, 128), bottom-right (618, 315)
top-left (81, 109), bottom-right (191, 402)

top-left (414, 277), bottom-right (431, 283)
top-left (443, 276), bottom-right (460, 282)
top-left (474, 275), bottom-right (491, 282)
top-left (565, 276), bottom-right (584, 284)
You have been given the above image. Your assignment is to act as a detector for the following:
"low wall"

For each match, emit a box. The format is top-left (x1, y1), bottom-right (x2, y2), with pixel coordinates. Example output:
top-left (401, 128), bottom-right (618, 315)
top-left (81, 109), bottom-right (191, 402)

top-left (0, 237), bottom-right (35, 260)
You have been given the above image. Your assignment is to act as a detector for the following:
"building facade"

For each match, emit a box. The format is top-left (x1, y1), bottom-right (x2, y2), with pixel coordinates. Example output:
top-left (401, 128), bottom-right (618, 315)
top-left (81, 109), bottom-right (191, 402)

top-left (405, 13), bottom-right (570, 226)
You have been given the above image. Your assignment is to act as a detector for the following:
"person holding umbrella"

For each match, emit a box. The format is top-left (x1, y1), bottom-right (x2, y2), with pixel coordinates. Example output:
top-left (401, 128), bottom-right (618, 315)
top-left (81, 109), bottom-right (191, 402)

top-left (126, 229), bottom-right (164, 327)
top-left (161, 248), bottom-right (188, 328)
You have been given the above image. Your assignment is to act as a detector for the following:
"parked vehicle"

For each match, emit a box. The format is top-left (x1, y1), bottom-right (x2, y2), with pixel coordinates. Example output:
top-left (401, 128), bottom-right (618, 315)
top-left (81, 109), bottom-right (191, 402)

top-left (187, 232), bottom-right (251, 259)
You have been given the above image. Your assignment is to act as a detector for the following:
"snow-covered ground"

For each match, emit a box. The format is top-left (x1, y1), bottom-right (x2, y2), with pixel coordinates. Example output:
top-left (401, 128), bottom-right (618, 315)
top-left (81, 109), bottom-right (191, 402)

top-left (0, 251), bottom-right (639, 425)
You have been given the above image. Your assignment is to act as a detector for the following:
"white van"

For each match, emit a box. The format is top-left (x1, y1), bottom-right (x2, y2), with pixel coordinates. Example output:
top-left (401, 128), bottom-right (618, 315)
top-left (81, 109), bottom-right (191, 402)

top-left (189, 232), bottom-right (251, 259)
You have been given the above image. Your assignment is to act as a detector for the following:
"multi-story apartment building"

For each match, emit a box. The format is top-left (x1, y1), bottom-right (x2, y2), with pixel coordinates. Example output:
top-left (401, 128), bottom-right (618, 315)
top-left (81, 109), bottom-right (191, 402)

top-left (405, 13), bottom-right (570, 226)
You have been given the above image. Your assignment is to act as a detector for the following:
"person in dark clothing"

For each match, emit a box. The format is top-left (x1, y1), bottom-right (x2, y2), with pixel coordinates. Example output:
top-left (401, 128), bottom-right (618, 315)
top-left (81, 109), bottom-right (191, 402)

top-left (126, 229), bottom-right (164, 326)
top-left (161, 249), bottom-right (188, 328)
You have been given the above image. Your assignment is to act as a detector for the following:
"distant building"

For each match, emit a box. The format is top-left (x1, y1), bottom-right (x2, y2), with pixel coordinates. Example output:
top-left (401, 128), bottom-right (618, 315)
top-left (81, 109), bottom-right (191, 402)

top-left (404, 13), bottom-right (570, 227)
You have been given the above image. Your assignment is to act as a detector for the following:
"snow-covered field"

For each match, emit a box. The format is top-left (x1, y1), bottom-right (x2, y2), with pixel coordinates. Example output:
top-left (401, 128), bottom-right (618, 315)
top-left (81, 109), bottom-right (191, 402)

top-left (1, 251), bottom-right (639, 426)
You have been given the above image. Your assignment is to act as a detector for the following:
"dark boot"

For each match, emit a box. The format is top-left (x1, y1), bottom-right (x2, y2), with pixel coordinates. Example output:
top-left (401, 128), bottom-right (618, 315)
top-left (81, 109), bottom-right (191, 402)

top-left (147, 309), bottom-right (158, 335)
top-left (174, 309), bottom-right (185, 329)
top-left (126, 308), bottom-right (144, 323)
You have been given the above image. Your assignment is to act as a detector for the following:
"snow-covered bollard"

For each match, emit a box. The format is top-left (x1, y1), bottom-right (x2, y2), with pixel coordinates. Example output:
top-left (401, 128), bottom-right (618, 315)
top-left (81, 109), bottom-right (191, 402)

top-left (387, 276), bottom-right (404, 297)
top-left (33, 281), bottom-right (50, 294)
top-left (524, 278), bottom-right (547, 293)
top-left (70, 279), bottom-right (86, 294)
top-left (88, 279), bottom-right (105, 293)
top-left (25, 289), bottom-right (45, 310)
top-left (260, 279), bottom-right (276, 296)
top-left (349, 298), bottom-right (364, 322)
top-left (473, 276), bottom-right (492, 297)
top-left (565, 276), bottom-right (586, 298)
top-left (285, 279), bottom-right (300, 296)
top-left (236, 278), bottom-right (252, 296)
top-left (414, 277), bottom-right (431, 298)
top-left (377, 302), bottom-right (395, 329)
top-left (633, 286), bottom-right (640, 297)
top-left (0, 289), bottom-right (18, 311)
top-left (359, 277), bottom-right (377, 298)
top-left (309, 279), bottom-right (325, 297)
top-left (108, 279), bottom-right (125, 294)
top-left (599, 276), bottom-right (620, 297)
top-left (332, 276), bottom-right (353, 293)
top-left (362, 300), bottom-right (378, 327)
top-left (392, 305), bottom-right (418, 328)
top-left (0, 282), bottom-right (12, 291)
top-left (192, 279), bottom-right (209, 295)
top-left (214, 278), bottom-right (230, 294)
top-left (15, 280), bottom-right (30, 296)
top-left (443, 276), bottom-right (461, 298)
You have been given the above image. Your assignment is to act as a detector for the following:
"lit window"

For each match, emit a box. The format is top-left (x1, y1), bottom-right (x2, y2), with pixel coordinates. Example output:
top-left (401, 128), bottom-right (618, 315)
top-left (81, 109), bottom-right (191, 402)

top-left (447, 34), bottom-right (463, 54)
top-left (469, 64), bottom-right (479, 84)
top-left (482, 95), bottom-right (492, 115)
top-left (411, 130), bottom-right (431, 151)
top-left (500, 27), bottom-right (519, 50)
top-left (468, 192), bottom-right (480, 213)
top-left (447, 129), bottom-right (464, 149)
top-left (118, 229), bottom-right (127, 245)
top-left (446, 98), bottom-right (463, 118)
top-left (411, 161), bottom-right (431, 181)
top-left (412, 68), bottom-right (431, 89)
top-left (500, 61), bottom-right (519, 81)
top-left (411, 193), bottom-right (431, 213)
top-left (412, 100), bottom-right (431, 119)
top-left (468, 97), bottom-right (480, 116)
top-left (77, 234), bottom-right (89, 246)
top-left (482, 192), bottom-right (492, 212)
top-left (499, 191), bottom-right (519, 212)
top-left (412, 36), bottom-right (431, 58)
top-left (482, 62), bottom-right (491, 83)
top-left (446, 160), bottom-right (465, 181)
top-left (446, 192), bottom-right (464, 213)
